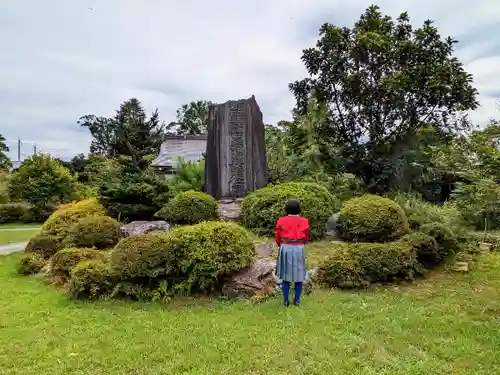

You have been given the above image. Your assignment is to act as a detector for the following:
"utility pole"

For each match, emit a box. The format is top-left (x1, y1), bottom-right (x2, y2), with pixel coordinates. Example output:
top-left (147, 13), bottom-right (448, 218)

top-left (33, 144), bottom-right (37, 155)
top-left (17, 137), bottom-right (21, 161)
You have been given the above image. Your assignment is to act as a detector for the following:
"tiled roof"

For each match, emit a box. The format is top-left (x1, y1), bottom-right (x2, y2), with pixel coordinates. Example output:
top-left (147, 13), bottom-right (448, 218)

top-left (151, 135), bottom-right (207, 168)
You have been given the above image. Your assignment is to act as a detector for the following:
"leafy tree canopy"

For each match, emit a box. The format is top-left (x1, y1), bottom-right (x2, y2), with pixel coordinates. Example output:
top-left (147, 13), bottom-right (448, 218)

top-left (0, 134), bottom-right (12, 171)
top-left (168, 100), bottom-right (212, 135)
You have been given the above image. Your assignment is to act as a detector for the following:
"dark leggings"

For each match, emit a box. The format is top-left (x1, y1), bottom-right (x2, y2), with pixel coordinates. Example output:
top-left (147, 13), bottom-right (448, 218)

top-left (282, 281), bottom-right (303, 305)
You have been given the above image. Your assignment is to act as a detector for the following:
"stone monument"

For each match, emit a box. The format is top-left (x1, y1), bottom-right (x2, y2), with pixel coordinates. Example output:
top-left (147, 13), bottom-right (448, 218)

top-left (204, 96), bottom-right (268, 199)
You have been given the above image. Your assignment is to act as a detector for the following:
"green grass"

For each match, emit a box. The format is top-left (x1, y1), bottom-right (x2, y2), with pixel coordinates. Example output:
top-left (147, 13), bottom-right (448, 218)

top-left (0, 228), bottom-right (39, 245)
top-left (1, 251), bottom-right (500, 374)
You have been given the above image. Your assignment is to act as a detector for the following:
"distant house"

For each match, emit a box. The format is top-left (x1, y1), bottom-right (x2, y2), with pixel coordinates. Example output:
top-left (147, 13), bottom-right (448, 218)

top-left (151, 135), bottom-right (207, 176)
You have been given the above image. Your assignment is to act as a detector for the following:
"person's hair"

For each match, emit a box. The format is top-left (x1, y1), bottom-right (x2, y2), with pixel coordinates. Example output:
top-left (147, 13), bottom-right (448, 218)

top-left (285, 199), bottom-right (301, 215)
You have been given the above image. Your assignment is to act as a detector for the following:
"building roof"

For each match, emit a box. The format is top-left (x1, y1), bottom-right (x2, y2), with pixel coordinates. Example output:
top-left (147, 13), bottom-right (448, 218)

top-left (151, 135), bottom-right (207, 168)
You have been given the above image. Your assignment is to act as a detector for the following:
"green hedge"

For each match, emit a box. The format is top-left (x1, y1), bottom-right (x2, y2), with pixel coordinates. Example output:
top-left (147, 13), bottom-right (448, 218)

top-left (419, 222), bottom-right (458, 260)
top-left (0, 203), bottom-right (33, 224)
top-left (241, 182), bottom-right (337, 239)
top-left (69, 260), bottom-right (114, 300)
top-left (17, 253), bottom-right (46, 275)
top-left (65, 216), bottom-right (121, 249)
top-left (155, 190), bottom-right (217, 225)
top-left (51, 248), bottom-right (106, 278)
top-left (337, 195), bottom-right (409, 242)
top-left (25, 234), bottom-right (65, 259)
top-left (317, 241), bottom-right (421, 289)
top-left (401, 232), bottom-right (439, 267)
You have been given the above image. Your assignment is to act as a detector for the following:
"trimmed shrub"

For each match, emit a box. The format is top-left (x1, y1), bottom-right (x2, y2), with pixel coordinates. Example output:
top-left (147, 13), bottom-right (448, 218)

top-left (337, 195), bottom-right (409, 242)
top-left (401, 232), bottom-right (439, 267)
top-left (51, 248), bottom-right (106, 278)
top-left (420, 222), bottom-right (459, 259)
top-left (109, 221), bottom-right (255, 296)
top-left (155, 190), bottom-right (217, 225)
top-left (317, 241), bottom-right (420, 289)
top-left (17, 253), bottom-right (46, 275)
top-left (241, 182), bottom-right (337, 239)
top-left (25, 234), bottom-right (64, 259)
top-left (41, 198), bottom-right (106, 237)
top-left (69, 260), bottom-right (115, 300)
top-left (0, 203), bottom-right (33, 224)
top-left (65, 216), bottom-right (121, 249)
top-left (109, 234), bottom-right (176, 280)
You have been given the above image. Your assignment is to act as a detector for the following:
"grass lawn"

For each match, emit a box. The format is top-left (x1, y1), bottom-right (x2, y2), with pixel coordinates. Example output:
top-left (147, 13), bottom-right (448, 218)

top-left (0, 227), bottom-right (39, 245)
top-left (1, 250), bottom-right (500, 374)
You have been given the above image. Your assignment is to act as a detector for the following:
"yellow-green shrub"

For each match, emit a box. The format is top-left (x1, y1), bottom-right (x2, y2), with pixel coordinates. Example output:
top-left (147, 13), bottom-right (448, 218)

top-left (401, 232), bottom-right (439, 267)
top-left (338, 195), bottom-right (409, 242)
top-left (109, 233), bottom-right (176, 279)
top-left (51, 248), bottom-right (106, 277)
top-left (17, 253), bottom-right (46, 275)
top-left (317, 241), bottom-right (420, 289)
top-left (24, 234), bottom-right (64, 259)
top-left (41, 198), bottom-right (106, 237)
top-left (419, 222), bottom-right (458, 259)
top-left (155, 190), bottom-right (217, 225)
top-left (69, 260), bottom-right (114, 300)
top-left (65, 216), bottom-right (121, 249)
top-left (241, 182), bottom-right (337, 239)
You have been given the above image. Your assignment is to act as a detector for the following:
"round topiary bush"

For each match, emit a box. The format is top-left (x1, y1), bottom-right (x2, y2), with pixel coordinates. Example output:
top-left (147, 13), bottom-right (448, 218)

top-left (337, 195), bottom-right (409, 242)
top-left (241, 182), bottom-right (338, 239)
top-left (401, 232), bottom-right (439, 267)
top-left (41, 198), bottom-right (106, 238)
top-left (65, 216), bottom-right (121, 249)
top-left (51, 248), bottom-right (107, 278)
top-left (24, 234), bottom-right (64, 259)
top-left (17, 253), bottom-right (46, 275)
top-left (109, 233), bottom-right (176, 280)
top-left (155, 190), bottom-right (217, 225)
top-left (69, 260), bottom-right (114, 300)
top-left (168, 221), bottom-right (255, 293)
top-left (317, 241), bottom-right (421, 289)
top-left (419, 222), bottom-right (458, 259)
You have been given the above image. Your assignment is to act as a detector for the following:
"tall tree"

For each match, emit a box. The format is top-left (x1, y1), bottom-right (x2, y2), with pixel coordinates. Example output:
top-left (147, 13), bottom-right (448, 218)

top-left (0, 134), bottom-right (12, 171)
top-left (79, 98), bottom-right (165, 171)
top-left (289, 5), bottom-right (479, 192)
top-left (170, 100), bottom-right (212, 135)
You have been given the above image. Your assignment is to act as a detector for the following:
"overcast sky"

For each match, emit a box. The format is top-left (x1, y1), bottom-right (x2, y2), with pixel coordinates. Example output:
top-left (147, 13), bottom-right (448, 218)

top-left (1, 0), bottom-right (499, 160)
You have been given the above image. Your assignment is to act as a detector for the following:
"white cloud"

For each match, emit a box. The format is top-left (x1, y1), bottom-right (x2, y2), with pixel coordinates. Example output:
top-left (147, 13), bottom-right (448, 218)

top-left (0, 0), bottom-right (499, 159)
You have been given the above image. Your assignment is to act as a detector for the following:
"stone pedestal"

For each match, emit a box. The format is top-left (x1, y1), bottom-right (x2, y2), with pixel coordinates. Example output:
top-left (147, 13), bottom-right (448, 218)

top-left (204, 96), bottom-right (268, 199)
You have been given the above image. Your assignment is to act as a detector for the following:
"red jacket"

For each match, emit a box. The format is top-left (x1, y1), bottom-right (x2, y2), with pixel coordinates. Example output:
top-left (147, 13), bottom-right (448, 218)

top-left (275, 215), bottom-right (310, 246)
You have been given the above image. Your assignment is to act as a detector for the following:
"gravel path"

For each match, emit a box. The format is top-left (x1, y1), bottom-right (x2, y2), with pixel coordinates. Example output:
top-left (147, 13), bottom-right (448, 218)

top-left (0, 242), bottom-right (27, 255)
top-left (0, 227), bottom-right (40, 231)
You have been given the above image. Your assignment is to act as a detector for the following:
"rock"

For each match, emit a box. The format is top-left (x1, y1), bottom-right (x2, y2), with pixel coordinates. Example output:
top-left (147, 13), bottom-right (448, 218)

top-left (218, 198), bottom-right (243, 222)
top-left (451, 261), bottom-right (469, 272)
top-left (325, 212), bottom-right (340, 237)
top-left (120, 221), bottom-right (171, 237)
top-left (222, 259), bottom-right (317, 299)
top-left (222, 259), bottom-right (277, 298)
top-left (254, 243), bottom-right (274, 257)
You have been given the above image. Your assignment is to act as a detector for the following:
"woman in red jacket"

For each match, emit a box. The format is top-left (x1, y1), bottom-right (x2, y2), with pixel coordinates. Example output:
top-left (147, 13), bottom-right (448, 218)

top-left (275, 199), bottom-right (309, 307)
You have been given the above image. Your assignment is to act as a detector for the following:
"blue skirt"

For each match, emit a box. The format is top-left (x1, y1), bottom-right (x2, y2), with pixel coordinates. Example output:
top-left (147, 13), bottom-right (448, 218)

top-left (276, 244), bottom-right (306, 283)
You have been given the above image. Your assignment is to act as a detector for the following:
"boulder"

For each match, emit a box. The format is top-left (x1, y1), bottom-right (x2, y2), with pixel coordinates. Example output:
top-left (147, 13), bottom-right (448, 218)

top-left (218, 198), bottom-right (243, 222)
top-left (120, 221), bottom-right (171, 237)
top-left (254, 242), bottom-right (275, 257)
top-left (451, 261), bottom-right (469, 273)
top-left (222, 259), bottom-right (317, 299)
top-left (325, 212), bottom-right (340, 237)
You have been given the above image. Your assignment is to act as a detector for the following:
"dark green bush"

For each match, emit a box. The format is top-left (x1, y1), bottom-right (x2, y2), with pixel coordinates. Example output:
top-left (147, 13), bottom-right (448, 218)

top-left (317, 241), bottom-right (421, 289)
top-left (401, 232), bottom-right (439, 267)
top-left (17, 253), bottom-right (46, 275)
top-left (25, 234), bottom-right (65, 259)
top-left (65, 215), bottom-right (121, 249)
top-left (109, 234), bottom-right (177, 280)
top-left (51, 248), bottom-right (106, 278)
top-left (420, 222), bottom-right (458, 259)
top-left (68, 260), bottom-right (115, 300)
top-left (0, 203), bottom-right (33, 224)
top-left (241, 182), bottom-right (337, 239)
top-left (155, 190), bottom-right (217, 225)
top-left (338, 195), bottom-right (409, 242)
